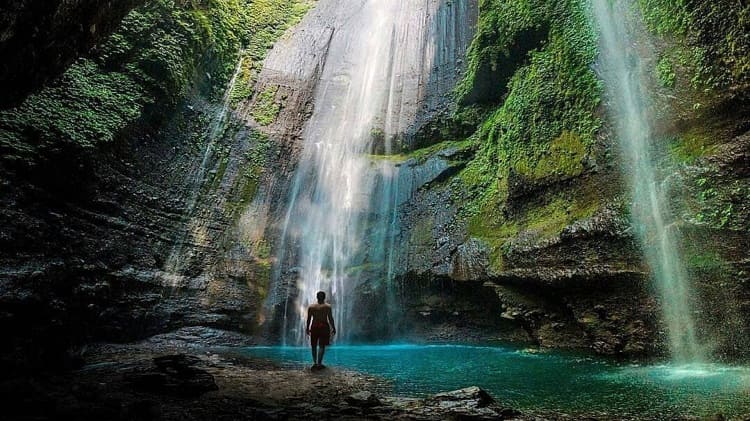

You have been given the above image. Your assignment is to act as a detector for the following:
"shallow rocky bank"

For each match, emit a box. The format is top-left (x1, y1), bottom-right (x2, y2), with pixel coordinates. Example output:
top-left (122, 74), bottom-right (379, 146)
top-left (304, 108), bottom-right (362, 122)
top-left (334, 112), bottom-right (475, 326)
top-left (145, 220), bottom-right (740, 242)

top-left (1, 328), bottom-right (526, 421)
top-left (1, 327), bottom-right (740, 421)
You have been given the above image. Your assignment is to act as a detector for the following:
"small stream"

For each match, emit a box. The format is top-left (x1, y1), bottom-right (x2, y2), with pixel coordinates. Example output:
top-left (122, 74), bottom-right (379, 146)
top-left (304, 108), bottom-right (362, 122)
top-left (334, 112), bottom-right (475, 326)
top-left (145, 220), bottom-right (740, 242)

top-left (242, 344), bottom-right (750, 418)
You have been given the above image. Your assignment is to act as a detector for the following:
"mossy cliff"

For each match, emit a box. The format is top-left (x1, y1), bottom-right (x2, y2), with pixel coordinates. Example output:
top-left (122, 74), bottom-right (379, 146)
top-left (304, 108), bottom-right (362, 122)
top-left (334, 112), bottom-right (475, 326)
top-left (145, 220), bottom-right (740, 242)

top-left (392, 0), bottom-right (749, 358)
top-left (0, 0), bottom-right (312, 372)
top-left (0, 0), bottom-right (147, 108)
top-left (0, 0), bottom-right (252, 161)
top-left (0, 0), bottom-right (747, 367)
top-left (639, 0), bottom-right (750, 359)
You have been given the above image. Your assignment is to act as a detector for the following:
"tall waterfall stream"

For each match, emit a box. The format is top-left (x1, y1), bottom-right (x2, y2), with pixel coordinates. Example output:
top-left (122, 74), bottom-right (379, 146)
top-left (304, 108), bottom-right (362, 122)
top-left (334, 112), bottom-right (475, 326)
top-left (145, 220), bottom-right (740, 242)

top-left (592, 0), bottom-right (703, 362)
top-left (272, 0), bottom-right (473, 344)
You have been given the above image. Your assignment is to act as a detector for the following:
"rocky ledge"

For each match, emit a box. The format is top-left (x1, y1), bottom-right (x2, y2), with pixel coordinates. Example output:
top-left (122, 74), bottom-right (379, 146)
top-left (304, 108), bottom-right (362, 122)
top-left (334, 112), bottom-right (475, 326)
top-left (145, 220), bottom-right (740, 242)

top-left (1, 327), bottom-right (529, 421)
top-left (0, 327), bottom-right (736, 421)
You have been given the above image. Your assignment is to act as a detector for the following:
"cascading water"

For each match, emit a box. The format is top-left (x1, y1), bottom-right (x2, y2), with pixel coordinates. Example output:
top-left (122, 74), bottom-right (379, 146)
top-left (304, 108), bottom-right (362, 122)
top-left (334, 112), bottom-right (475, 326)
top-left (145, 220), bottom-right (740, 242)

top-left (163, 56), bottom-right (245, 278)
top-left (592, 0), bottom-right (703, 362)
top-left (271, 0), bottom-right (475, 344)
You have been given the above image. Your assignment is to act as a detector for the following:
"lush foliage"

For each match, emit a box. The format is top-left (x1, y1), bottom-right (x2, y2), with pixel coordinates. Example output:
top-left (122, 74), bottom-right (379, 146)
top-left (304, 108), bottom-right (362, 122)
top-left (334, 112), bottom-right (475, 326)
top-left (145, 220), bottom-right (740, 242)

top-left (229, 0), bottom-right (314, 106)
top-left (639, 0), bottom-right (749, 88)
top-left (250, 86), bottom-right (282, 126)
top-left (453, 0), bottom-right (602, 268)
top-left (0, 0), bottom-right (253, 158)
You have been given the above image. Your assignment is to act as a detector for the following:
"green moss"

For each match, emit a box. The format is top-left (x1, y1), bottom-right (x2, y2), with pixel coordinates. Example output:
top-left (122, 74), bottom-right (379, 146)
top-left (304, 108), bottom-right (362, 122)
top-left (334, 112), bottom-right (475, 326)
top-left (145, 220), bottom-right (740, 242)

top-left (668, 128), bottom-right (717, 163)
top-left (0, 0), bottom-right (253, 157)
top-left (515, 130), bottom-right (586, 180)
top-left (525, 196), bottom-right (598, 237)
top-left (455, 0), bottom-right (548, 104)
top-left (229, 58), bottom-right (256, 107)
top-left (254, 238), bottom-right (272, 260)
top-left (250, 85), bottom-right (281, 126)
top-left (228, 0), bottom-right (314, 105)
top-left (467, 188), bottom-right (599, 272)
top-left (0, 0), bottom-right (315, 160)
top-left (410, 216), bottom-right (435, 250)
top-left (456, 0), bottom-right (600, 225)
top-left (369, 139), bottom-right (475, 164)
top-left (467, 201), bottom-right (518, 272)
top-left (224, 130), bottom-right (272, 218)
top-left (686, 250), bottom-right (729, 272)
top-left (0, 60), bottom-right (145, 149)
top-left (656, 56), bottom-right (677, 88)
top-left (638, 0), bottom-right (749, 88)
top-left (637, 0), bottom-right (690, 36)
top-left (246, 0), bottom-right (314, 61)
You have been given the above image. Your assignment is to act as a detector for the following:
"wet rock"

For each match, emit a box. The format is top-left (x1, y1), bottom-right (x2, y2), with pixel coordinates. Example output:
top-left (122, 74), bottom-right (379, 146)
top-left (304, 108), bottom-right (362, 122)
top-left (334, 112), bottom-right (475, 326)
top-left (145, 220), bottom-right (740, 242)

top-left (345, 391), bottom-right (382, 407)
top-left (429, 386), bottom-right (494, 408)
top-left (0, 0), bottom-right (146, 108)
top-left (125, 354), bottom-right (218, 397)
top-left (451, 238), bottom-right (491, 281)
top-left (393, 386), bottom-right (515, 420)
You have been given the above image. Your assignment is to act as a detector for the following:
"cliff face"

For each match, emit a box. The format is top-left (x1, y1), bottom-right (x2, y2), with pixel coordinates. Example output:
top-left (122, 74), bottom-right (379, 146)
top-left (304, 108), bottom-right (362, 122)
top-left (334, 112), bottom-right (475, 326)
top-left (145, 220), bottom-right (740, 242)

top-left (0, 0), bottom-right (147, 108)
top-left (0, 0), bottom-right (747, 370)
top-left (239, 0), bottom-right (480, 341)
top-left (381, 0), bottom-right (750, 358)
top-left (0, 0), bottom-right (313, 372)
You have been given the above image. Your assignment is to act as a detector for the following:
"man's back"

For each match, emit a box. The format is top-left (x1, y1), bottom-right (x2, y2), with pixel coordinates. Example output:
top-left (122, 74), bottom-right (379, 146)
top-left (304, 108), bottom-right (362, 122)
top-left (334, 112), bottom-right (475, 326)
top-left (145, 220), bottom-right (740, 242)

top-left (308, 303), bottom-right (331, 324)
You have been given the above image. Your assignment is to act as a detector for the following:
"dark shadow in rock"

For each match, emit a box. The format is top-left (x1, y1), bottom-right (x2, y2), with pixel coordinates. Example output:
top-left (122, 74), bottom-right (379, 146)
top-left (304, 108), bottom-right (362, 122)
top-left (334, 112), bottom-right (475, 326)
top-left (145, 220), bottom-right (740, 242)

top-left (125, 354), bottom-right (218, 397)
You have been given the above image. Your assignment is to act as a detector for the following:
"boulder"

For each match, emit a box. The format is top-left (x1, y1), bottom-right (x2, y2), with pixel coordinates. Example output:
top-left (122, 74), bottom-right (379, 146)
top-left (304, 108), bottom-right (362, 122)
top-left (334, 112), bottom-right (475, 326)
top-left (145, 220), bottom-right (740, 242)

top-left (429, 386), bottom-right (494, 408)
top-left (345, 391), bottom-right (382, 407)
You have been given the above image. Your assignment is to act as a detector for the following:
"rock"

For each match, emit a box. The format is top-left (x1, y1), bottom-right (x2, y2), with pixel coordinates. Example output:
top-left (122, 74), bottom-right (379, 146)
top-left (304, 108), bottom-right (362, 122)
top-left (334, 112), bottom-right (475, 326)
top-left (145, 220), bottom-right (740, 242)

top-left (0, 0), bottom-right (147, 108)
top-left (125, 354), bottom-right (218, 397)
top-left (345, 391), bottom-right (382, 407)
top-left (385, 387), bottom-right (513, 420)
top-left (153, 354), bottom-right (202, 370)
top-left (429, 386), bottom-right (494, 408)
top-left (451, 238), bottom-right (491, 281)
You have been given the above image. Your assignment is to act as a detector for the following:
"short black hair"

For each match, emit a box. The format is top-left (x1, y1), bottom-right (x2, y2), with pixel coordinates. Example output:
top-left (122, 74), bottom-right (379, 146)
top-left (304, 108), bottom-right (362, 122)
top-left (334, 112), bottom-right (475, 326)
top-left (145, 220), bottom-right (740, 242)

top-left (316, 291), bottom-right (326, 301)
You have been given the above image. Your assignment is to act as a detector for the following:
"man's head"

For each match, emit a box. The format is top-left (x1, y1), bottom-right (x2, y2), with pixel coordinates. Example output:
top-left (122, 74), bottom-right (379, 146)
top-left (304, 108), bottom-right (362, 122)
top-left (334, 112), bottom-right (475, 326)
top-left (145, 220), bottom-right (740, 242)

top-left (316, 291), bottom-right (326, 303)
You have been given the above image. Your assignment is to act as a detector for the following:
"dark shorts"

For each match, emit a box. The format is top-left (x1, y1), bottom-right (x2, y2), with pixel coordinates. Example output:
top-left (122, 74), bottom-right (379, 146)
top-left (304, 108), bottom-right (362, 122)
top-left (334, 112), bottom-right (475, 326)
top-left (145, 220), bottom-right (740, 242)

top-left (310, 324), bottom-right (330, 347)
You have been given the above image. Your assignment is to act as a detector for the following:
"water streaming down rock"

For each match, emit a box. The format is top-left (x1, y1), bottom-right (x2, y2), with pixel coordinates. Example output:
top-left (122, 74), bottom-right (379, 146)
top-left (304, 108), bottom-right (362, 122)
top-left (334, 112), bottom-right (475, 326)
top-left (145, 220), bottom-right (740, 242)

top-left (592, 0), bottom-right (703, 362)
top-left (264, 0), bottom-right (476, 344)
top-left (163, 56), bottom-right (246, 279)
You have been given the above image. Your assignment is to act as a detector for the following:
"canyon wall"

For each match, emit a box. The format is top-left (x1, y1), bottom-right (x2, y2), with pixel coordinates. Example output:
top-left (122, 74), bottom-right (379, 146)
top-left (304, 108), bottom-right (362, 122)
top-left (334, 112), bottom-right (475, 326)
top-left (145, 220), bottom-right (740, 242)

top-left (0, 0), bottom-right (748, 374)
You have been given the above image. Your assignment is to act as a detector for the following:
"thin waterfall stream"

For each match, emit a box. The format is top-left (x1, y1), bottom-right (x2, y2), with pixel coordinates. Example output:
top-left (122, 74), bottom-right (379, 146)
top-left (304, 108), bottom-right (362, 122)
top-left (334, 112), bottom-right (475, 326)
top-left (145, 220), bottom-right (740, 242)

top-left (163, 56), bottom-right (246, 278)
top-left (592, 0), bottom-right (703, 362)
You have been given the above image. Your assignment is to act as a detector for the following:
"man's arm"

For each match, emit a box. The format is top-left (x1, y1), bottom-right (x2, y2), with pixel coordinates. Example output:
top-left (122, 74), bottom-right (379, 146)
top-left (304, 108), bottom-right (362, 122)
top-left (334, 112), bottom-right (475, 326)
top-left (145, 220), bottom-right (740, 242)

top-left (327, 306), bottom-right (336, 335)
top-left (306, 306), bottom-right (312, 336)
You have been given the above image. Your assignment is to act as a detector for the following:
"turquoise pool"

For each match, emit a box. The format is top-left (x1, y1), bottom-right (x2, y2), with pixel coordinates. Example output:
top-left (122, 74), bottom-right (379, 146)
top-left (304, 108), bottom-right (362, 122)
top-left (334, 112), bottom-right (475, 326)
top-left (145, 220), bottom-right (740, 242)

top-left (241, 344), bottom-right (750, 418)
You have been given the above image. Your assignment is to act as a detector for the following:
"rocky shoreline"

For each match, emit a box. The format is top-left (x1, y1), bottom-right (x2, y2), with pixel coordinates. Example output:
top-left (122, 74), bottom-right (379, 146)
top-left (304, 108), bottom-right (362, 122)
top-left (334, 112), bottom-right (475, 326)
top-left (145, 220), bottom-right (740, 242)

top-left (2, 327), bottom-right (737, 421)
top-left (2, 327), bottom-right (531, 420)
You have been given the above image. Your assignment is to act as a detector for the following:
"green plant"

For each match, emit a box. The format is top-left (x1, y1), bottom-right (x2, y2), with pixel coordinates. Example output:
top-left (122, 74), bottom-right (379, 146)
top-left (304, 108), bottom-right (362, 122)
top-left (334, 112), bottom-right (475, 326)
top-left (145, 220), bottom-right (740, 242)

top-left (657, 56), bottom-right (676, 88)
top-left (0, 0), bottom-right (255, 158)
top-left (250, 85), bottom-right (281, 126)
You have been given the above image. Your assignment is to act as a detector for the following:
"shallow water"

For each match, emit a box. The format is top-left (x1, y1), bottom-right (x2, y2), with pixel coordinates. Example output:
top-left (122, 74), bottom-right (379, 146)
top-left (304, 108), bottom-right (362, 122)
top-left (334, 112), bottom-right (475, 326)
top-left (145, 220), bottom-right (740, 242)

top-left (241, 344), bottom-right (750, 418)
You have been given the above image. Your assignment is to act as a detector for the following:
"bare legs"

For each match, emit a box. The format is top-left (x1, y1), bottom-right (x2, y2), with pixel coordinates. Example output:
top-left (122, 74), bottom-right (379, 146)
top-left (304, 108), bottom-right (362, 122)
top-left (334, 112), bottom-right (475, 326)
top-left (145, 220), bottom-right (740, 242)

top-left (310, 344), bottom-right (326, 367)
top-left (317, 345), bottom-right (326, 366)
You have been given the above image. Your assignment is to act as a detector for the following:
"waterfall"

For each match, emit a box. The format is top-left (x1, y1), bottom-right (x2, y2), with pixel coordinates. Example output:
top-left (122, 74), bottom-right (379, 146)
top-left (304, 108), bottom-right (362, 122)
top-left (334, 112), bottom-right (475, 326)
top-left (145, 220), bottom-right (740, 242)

top-left (163, 55), bottom-right (245, 278)
top-left (271, 0), bottom-right (475, 344)
top-left (592, 0), bottom-right (703, 362)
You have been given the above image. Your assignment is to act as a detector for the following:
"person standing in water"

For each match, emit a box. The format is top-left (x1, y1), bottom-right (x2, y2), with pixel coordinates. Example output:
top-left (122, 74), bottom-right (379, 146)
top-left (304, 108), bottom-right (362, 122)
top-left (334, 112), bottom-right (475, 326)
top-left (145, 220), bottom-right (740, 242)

top-left (306, 291), bottom-right (336, 369)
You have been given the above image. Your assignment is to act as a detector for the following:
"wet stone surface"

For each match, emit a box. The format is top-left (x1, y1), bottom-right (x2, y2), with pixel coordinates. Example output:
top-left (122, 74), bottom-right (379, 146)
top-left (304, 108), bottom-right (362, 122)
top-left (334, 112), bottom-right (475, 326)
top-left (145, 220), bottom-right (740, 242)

top-left (0, 328), bottom-right (536, 421)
